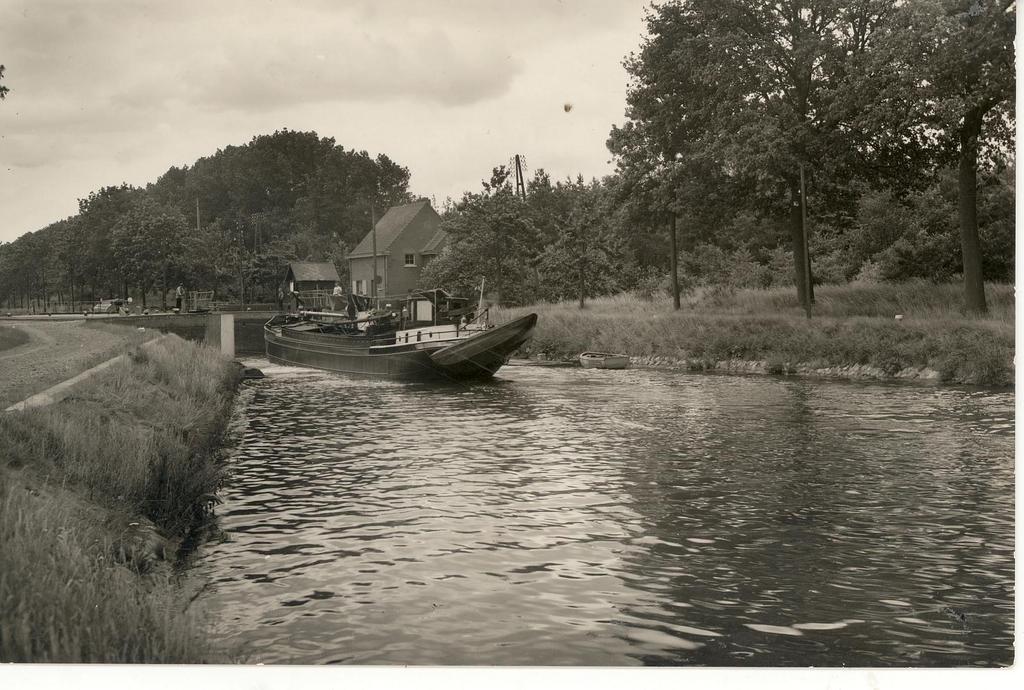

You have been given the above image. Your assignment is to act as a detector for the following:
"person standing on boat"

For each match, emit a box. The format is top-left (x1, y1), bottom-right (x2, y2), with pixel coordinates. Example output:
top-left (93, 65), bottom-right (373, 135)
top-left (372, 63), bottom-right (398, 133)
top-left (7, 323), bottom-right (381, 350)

top-left (331, 283), bottom-right (344, 312)
top-left (175, 284), bottom-right (185, 313)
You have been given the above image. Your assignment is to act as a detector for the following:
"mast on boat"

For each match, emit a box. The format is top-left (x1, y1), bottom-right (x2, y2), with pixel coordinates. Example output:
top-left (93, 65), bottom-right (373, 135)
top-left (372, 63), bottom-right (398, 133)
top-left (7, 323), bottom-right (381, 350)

top-left (477, 277), bottom-right (486, 320)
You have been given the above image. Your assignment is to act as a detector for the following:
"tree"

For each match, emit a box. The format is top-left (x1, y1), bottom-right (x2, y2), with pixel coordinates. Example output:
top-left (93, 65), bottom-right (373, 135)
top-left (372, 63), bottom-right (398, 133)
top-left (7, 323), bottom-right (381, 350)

top-left (111, 196), bottom-right (188, 307)
top-left (536, 180), bottom-right (624, 307)
top-left (611, 0), bottom-right (900, 308)
top-left (51, 219), bottom-right (84, 309)
top-left (78, 184), bottom-right (139, 298)
top-left (0, 64), bottom-right (8, 100)
top-left (894, 0), bottom-right (1014, 312)
top-left (420, 186), bottom-right (539, 305)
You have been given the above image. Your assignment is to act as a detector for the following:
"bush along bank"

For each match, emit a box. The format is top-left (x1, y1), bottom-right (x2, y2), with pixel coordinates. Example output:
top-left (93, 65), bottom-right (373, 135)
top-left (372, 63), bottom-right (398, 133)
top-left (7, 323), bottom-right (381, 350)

top-left (499, 293), bottom-right (1013, 387)
top-left (0, 335), bottom-right (242, 662)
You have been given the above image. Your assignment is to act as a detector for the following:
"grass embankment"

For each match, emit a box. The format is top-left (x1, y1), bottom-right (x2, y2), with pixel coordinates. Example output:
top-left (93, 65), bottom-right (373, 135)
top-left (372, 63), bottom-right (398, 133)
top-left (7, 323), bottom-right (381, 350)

top-left (498, 282), bottom-right (1014, 386)
top-left (0, 335), bottom-right (241, 662)
top-left (0, 321), bottom-right (153, 409)
top-left (0, 325), bottom-right (30, 352)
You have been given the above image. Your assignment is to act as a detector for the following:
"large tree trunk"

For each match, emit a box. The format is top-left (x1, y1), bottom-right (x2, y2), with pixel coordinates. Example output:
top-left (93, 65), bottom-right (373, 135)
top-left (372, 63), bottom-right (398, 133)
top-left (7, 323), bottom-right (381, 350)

top-left (958, 108), bottom-right (987, 314)
top-left (789, 180), bottom-right (814, 308)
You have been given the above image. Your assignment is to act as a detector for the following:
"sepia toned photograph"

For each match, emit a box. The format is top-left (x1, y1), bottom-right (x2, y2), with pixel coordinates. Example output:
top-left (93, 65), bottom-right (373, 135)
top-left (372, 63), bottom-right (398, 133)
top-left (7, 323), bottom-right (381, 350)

top-left (0, 0), bottom-right (1015, 686)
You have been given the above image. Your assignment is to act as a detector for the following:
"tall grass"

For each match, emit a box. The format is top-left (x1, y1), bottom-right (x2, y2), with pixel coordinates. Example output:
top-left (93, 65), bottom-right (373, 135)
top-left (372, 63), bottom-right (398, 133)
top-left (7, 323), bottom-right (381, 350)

top-left (497, 282), bottom-right (1014, 386)
top-left (684, 280), bottom-right (1015, 322)
top-left (0, 482), bottom-right (210, 662)
top-left (0, 335), bottom-right (241, 662)
top-left (2, 336), bottom-right (239, 534)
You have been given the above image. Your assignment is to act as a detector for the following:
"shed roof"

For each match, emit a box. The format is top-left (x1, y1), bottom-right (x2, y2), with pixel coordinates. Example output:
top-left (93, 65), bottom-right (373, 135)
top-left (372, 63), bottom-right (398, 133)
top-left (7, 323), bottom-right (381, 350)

top-left (348, 200), bottom-right (434, 259)
top-left (288, 261), bottom-right (340, 283)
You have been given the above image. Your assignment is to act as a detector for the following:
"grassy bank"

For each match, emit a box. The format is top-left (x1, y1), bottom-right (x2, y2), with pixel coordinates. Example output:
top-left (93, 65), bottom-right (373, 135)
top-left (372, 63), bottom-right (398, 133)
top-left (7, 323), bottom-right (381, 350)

top-left (0, 321), bottom-right (153, 408)
top-left (497, 282), bottom-right (1014, 386)
top-left (0, 325), bottom-right (30, 352)
top-left (0, 335), bottom-right (241, 662)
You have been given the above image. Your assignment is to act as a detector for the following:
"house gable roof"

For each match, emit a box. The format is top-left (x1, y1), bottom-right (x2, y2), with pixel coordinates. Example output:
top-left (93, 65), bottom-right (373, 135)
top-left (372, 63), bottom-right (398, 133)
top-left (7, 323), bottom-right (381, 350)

top-left (348, 200), bottom-right (437, 259)
top-left (421, 228), bottom-right (447, 255)
top-left (288, 261), bottom-right (340, 283)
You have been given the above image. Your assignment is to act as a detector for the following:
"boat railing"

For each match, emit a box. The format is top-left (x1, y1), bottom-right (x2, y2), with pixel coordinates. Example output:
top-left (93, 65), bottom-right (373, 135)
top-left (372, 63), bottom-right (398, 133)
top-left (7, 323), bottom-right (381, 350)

top-left (297, 309), bottom-right (387, 325)
top-left (294, 289), bottom-right (334, 310)
top-left (187, 290), bottom-right (214, 313)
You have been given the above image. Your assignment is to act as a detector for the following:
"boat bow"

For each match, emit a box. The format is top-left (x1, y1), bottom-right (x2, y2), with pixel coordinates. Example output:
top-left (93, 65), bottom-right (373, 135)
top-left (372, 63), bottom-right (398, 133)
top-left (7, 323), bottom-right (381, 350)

top-left (428, 313), bottom-right (538, 375)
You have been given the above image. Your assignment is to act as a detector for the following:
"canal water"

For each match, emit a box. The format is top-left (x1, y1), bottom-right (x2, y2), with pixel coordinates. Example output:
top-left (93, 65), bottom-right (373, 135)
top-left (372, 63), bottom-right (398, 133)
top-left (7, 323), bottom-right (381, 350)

top-left (196, 361), bottom-right (1014, 666)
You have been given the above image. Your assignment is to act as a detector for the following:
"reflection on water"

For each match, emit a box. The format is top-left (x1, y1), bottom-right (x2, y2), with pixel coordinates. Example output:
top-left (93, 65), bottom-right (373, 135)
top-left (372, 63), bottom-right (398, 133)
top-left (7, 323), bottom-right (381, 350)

top-left (196, 362), bottom-right (1014, 666)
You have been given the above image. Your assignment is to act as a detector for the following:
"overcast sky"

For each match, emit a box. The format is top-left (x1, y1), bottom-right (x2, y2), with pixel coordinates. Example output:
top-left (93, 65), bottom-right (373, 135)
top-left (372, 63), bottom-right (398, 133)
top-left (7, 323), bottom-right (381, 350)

top-left (0, 0), bottom-right (649, 244)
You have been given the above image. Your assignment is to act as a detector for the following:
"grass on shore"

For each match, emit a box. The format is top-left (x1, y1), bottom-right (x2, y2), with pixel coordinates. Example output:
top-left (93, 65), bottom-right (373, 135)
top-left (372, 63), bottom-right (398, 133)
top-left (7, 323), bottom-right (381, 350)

top-left (0, 481), bottom-right (211, 663)
top-left (497, 281), bottom-right (1014, 386)
top-left (0, 325), bottom-right (30, 352)
top-left (0, 335), bottom-right (241, 662)
top-left (687, 280), bottom-right (1014, 321)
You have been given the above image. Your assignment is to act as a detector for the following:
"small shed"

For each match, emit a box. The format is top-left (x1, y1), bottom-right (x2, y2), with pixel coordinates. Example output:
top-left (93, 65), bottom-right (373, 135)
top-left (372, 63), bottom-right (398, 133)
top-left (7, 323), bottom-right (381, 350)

top-left (284, 261), bottom-right (341, 293)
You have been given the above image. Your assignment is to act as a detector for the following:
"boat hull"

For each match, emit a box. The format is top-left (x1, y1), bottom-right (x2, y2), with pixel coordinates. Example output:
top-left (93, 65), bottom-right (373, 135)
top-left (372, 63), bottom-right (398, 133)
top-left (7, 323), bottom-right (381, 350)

top-left (265, 313), bottom-right (537, 381)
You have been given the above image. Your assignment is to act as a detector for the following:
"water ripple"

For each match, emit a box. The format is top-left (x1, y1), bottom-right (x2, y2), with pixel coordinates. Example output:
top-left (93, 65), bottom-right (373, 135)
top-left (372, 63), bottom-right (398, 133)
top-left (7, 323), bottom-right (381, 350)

top-left (195, 362), bottom-right (1014, 666)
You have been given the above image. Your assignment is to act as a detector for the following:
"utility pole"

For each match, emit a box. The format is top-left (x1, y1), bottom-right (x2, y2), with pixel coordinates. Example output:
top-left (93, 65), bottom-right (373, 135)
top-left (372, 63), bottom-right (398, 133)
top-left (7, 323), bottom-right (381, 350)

top-left (670, 213), bottom-right (680, 310)
top-left (238, 227), bottom-right (245, 307)
top-left (799, 163), bottom-right (812, 319)
top-left (370, 204), bottom-right (378, 299)
top-left (513, 154), bottom-right (527, 200)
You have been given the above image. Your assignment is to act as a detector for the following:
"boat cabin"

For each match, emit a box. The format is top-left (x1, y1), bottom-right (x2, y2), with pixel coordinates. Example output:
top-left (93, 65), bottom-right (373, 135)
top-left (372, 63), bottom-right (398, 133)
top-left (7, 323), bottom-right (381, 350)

top-left (302, 288), bottom-right (487, 344)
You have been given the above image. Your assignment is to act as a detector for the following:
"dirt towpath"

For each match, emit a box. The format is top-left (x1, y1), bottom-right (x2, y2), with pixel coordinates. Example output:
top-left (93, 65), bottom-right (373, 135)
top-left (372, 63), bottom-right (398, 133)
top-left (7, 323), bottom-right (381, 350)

top-left (0, 320), bottom-right (147, 408)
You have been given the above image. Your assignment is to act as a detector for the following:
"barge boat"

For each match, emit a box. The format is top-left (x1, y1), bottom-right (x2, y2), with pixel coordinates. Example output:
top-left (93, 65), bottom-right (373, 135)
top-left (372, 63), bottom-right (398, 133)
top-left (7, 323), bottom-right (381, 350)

top-left (264, 289), bottom-right (536, 381)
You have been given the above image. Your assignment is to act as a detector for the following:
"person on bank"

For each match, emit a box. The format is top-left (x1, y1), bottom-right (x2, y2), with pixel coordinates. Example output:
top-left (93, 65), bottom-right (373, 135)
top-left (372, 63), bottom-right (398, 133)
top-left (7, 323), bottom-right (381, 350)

top-left (175, 284), bottom-right (185, 312)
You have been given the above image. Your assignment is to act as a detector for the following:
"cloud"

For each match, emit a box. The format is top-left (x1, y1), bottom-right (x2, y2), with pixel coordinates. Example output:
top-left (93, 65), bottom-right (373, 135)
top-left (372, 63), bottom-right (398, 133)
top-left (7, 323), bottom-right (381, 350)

top-left (1, 1), bottom-right (527, 117)
top-left (190, 23), bottom-right (523, 110)
top-left (0, 0), bottom-right (649, 243)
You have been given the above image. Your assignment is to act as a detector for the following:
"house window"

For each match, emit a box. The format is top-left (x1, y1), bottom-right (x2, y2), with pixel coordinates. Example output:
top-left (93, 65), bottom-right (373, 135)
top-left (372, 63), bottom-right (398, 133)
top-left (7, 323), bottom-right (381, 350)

top-left (404, 253), bottom-right (416, 267)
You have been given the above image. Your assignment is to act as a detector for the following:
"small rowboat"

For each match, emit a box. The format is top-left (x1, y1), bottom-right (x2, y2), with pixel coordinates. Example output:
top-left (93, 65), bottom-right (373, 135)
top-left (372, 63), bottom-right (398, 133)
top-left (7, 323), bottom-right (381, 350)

top-left (579, 351), bottom-right (630, 370)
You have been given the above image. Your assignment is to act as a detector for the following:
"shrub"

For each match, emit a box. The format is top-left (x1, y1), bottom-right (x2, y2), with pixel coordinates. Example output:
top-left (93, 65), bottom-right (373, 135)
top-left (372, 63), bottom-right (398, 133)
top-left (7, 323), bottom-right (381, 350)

top-left (934, 326), bottom-right (1013, 386)
top-left (766, 247), bottom-right (795, 288)
top-left (632, 266), bottom-right (669, 301)
top-left (853, 259), bottom-right (883, 284)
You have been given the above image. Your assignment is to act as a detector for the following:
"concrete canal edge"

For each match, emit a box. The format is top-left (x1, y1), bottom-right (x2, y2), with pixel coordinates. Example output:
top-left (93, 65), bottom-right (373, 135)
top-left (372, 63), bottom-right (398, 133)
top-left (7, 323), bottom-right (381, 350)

top-left (630, 355), bottom-right (943, 383)
top-left (110, 310), bottom-right (276, 356)
top-left (528, 354), bottom-right (945, 384)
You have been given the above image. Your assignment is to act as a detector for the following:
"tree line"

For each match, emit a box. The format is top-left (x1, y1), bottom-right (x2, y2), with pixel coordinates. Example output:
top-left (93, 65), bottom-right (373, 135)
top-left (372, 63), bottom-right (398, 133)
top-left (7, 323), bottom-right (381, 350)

top-left (431, 0), bottom-right (1013, 312)
top-left (0, 130), bottom-right (411, 311)
top-left (0, 0), bottom-right (1014, 314)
